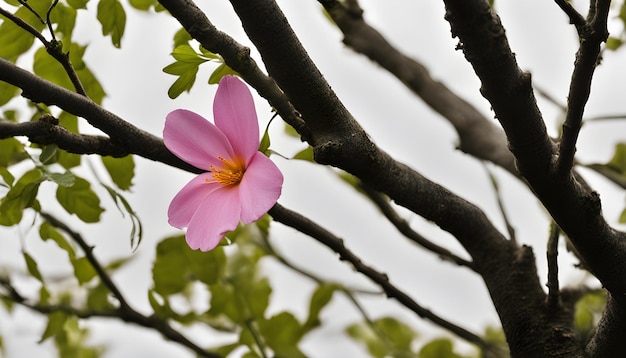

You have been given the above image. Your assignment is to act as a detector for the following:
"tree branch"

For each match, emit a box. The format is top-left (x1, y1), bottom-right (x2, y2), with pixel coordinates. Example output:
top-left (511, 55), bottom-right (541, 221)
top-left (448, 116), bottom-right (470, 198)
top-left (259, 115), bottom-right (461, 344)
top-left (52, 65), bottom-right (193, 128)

top-left (318, 0), bottom-right (517, 176)
top-left (443, 0), bottom-right (626, 298)
top-left (0, 58), bottom-right (200, 173)
top-left (0, 114), bottom-right (129, 157)
top-left (268, 203), bottom-right (491, 351)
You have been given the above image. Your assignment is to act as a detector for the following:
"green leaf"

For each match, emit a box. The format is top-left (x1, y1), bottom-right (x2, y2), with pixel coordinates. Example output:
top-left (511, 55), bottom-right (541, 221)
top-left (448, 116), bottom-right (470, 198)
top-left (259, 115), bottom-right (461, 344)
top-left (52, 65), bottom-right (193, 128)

top-left (419, 338), bottom-right (464, 358)
top-left (101, 184), bottom-right (143, 250)
top-left (208, 63), bottom-right (238, 84)
top-left (0, 81), bottom-right (19, 106)
top-left (40, 312), bottom-right (67, 343)
top-left (0, 167), bottom-right (15, 187)
top-left (346, 321), bottom-right (387, 358)
top-left (71, 256), bottom-right (97, 285)
top-left (48, 2), bottom-right (77, 51)
top-left (166, 65), bottom-right (199, 99)
top-left (56, 176), bottom-right (104, 223)
top-left (40, 144), bottom-right (58, 164)
top-left (48, 171), bottom-right (76, 187)
top-left (259, 312), bottom-right (306, 358)
top-left (292, 147), bottom-right (314, 162)
top-left (67, 0), bottom-right (89, 9)
top-left (128, 0), bottom-right (158, 11)
top-left (0, 1), bottom-right (51, 62)
top-left (23, 252), bottom-right (44, 282)
top-left (172, 28), bottom-right (192, 47)
top-left (575, 290), bottom-right (607, 338)
top-left (87, 282), bottom-right (114, 310)
top-left (101, 155), bottom-right (134, 190)
top-left (0, 169), bottom-right (42, 226)
top-left (152, 235), bottom-right (226, 296)
top-left (303, 283), bottom-right (337, 332)
top-left (171, 44), bottom-right (207, 63)
top-left (97, 0), bottom-right (126, 48)
top-left (606, 37), bottom-right (623, 51)
top-left (347, 317), bottom-right (418, 358)
top-left (40, 221), bottom-right (76, 258)
top-left (0, 138), bottom-right (26, 167)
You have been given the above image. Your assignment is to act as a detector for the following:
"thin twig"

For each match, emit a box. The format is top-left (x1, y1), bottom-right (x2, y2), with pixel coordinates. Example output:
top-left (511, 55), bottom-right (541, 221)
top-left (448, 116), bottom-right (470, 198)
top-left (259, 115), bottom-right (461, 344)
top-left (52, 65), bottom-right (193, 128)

top-left (484, 164), bottom-right (517, 242)
top-left (546, 223), bottom-right (561, 308)
top-left (553, 0), bottom-right (586, 32)
top-left (359, 184), bottom-right (476, 270)
top-left (555, 0), bottom-right (610, 176)
top-left (268, 203), bottom-right (490, 350)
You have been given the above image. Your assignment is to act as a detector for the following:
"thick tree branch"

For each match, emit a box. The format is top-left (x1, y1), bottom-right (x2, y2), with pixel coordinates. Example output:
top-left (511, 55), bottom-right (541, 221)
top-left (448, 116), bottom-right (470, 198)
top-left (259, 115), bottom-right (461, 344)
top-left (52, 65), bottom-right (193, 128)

top-left (0, 114), bottom-right (129, 157)
top-left (319, 0), bottom-right (517, 176)
top-left (0, 58), bottom-right (200, 173)
top-left (586, 295), bottom-right (626, 358)
top-left (443, 0), bottom-right (626, 297)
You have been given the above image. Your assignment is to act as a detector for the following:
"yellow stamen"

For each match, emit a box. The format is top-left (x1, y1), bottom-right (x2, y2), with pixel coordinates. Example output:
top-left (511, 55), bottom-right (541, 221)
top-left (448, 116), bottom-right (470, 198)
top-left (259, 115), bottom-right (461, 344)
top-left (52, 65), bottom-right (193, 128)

top-left (208, 156), bottom-right (245, 186)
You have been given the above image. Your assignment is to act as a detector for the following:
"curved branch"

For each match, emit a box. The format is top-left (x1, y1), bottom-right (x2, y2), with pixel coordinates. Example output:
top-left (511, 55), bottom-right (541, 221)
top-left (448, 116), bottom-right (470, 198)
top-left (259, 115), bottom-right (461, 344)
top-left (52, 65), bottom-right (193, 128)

top-left (268, 203), bottom-right (490, 350)
top-left (319, 0), bottom-right (516, 176)
top-left (443, 0), bottom-right (626, 297)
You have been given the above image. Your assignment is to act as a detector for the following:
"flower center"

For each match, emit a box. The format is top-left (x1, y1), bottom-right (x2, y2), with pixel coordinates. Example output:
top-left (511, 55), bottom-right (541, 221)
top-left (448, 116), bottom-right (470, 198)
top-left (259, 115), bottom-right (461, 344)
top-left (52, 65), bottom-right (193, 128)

top-left (209, 156), bottom-right (245, 186)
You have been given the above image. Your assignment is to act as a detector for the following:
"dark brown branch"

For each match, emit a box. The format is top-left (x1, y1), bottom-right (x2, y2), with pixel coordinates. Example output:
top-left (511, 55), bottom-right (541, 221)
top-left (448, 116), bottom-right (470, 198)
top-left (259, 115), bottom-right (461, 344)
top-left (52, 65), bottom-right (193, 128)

top-left (546, 223), bottom-right (561, 308)
top-left (555, 0), bottom-right (610, 176)
top-left (554, 0), bottom-right (586, 31)
top-left (0, 114), bottom-right (129, 157)
top-left (0, 58), bottom-right (200, 174)
top-left (443, 0), bottom-right (626, 297)
top-left (586, 294), bottom-right (626, 358)
top-left (268, 203), bottom-right (491, 351)
top-left (39, 212), bottom-right (219, 358)
top-left (319, 0), bottom-right (517, 176)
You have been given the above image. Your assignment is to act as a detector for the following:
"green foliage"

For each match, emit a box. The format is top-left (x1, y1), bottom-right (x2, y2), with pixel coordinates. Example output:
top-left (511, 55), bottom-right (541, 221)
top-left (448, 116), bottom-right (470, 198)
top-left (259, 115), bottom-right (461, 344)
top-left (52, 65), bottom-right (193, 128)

top-left (575, 290), bottom-right (607, 341)
top-left (346, 316), bottom-right (419, 358)
top-left (128, 0), bottom-right (159, 11)
top-left (292, 146), bottom-right (315, 162)
top-left (101, 155), bottom-right (135, 190)
top-left (0, 137), bottom-right (27, 167)
top-left (0, 81), bottom-right (19, 106)
top-left (0, 0), bottom-right (51, 62)
top-left (303, 283), bottom-right (338, 331)
top-left (56, 176), bottom-right (104, 223)
top-left (152, 235), bottom-right (226, 296)
top-left (163, 44), bottom-right (237, 98)
top-left (481, 326), bottom-right (509, 357)
top-left (41, 313), bottom-right (104, 357)
top-left (418, 338), bottom-right (466, 358)
top-left (101, 183), bottom-right (143, 250)
top-left (97, 0), bottom-right (126, 48)
top-left (0, 169), bottom-right (42, 226)
top-left (48, 2), bottom-right (77, 52)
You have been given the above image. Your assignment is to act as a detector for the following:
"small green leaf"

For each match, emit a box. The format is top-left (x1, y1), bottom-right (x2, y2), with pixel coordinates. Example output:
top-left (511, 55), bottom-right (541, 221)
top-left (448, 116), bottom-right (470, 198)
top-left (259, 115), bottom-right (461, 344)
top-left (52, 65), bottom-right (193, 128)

top-left (292, 147), bottom-right (314, 162)
top-left (152, 235), bottom-right (226, 296)
top-left (97, 0), bottom-right (126, 48)
top-left (419, 338), bottom-right (464, 358)
top-left (128, 0), bottom-right (157, 11)
top-left (48, 171), bottom-right (76, 187)
top-left (67, 0), bottom-right (89, 9)
top-left (0, 167), bottom-right (15, 187)
top-left (0, 169), bottom-right (42, 226)
top-left (71, 257), bottom-right (97, 285)
top-left (40, 312), bottom-right (67, 343)
top-left (171, 44), bottom-right (207, 63)
top-left (23, 252), bottom-right (44, 282)
top-left (40, 221), bottom-right (76, 258)
top-left (208, 63), bottom-right (238, 84)
top-left (166, 66), bottom-right (199, 99)
top-left (303, 283), bottom-right (337, 331)
top-left (259, 312), bottom-right (306, 358)
top-left (102, 184), bottom-right (143, 250)
top-left (101, 155), bottom-right (134, 190)
top-left (87, 282), bottom-right (113, 310)
top-left (56, 176), bottom-right (104, 223)
top-left (606, 37), bottom-right (623, 51)
top-left (0, 2), bottom-right (49, 62)
top-left (0, 138), bottom-right (26, 167)
top-left (173, 28), bottom-right (192, 47)
top-left (40, 144), bottom-right (59, 164)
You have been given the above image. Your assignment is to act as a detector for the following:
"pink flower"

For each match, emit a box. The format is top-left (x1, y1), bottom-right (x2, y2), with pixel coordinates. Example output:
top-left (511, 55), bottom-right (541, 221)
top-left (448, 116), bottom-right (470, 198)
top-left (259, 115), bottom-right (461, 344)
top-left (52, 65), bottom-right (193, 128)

top-left (163, 76), bottom-right (283, 251)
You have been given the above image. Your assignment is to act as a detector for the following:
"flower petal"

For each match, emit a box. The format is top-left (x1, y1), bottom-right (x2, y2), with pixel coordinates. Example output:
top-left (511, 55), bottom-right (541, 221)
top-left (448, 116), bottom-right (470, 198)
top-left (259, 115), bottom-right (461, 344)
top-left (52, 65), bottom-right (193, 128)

top-left (238, 152), bottom-right (283, 223)
top-left (168, 173), bottom-right (220, 229)
top-left (213, 76), bottom-right (260, 162)
top-left (185, 186), bottom-right (242, 251)
top-left (164, 109), bottom-right (235, 170)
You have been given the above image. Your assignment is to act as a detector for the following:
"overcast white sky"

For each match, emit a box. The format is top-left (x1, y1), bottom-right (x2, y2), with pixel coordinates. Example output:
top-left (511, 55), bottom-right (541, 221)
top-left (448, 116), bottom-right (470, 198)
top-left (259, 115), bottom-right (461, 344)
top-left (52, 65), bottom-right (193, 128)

top-left (2, 0), bottom-right (626, 357)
